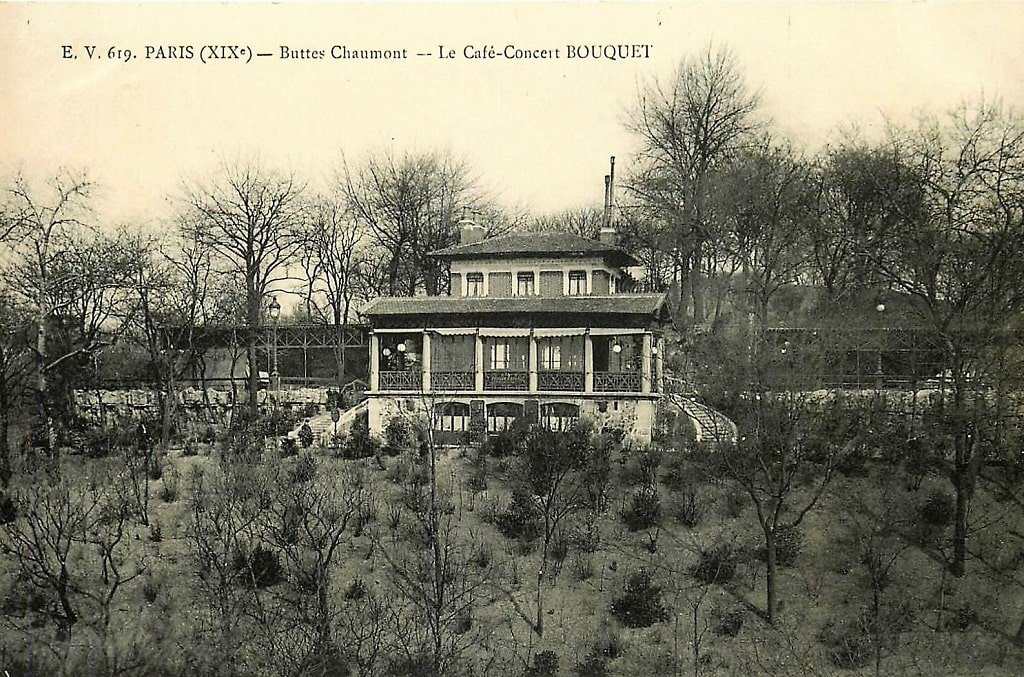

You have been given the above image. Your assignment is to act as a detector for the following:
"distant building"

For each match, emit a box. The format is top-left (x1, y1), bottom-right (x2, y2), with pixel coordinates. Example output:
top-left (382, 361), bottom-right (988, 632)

top-left (361, 221), bottom-right (670, 443)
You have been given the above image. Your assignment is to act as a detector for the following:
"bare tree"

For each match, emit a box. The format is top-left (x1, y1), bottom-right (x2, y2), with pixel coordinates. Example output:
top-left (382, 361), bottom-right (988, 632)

top-left (0, 467), bottom-right (143, 675)
top-left (182, 162), bottom-right (308, 413)
top-left (526, 206), bottom-right (604, 239)
top-left (301, 197), bottom-right (372, 388)
top-left (1, 171), bottom-right (93, 450)
top-left (698, 393), bottom-right (860, 622)
top-left (339, 150), bottom-right (484, 296)
top-left (627, 46), bottom-right (761, 325)
top-left (867, 102), bottom-right (1024, 577)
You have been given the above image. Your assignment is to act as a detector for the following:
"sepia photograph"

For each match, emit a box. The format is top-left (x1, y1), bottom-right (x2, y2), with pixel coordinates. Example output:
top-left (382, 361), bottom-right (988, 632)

top-left (1, 1), bottom-right (1024, 674)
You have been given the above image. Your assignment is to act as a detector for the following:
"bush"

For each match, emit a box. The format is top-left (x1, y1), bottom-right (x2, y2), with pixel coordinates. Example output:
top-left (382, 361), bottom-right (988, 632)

top-left (945, 604), bottom-right (977, 632)
top-left (344, 577), bottom-right (368, 600)
top-left (159, 465), bottom-right (179, 503)
top-left (692, 544), bottom-right (737, 584)
top-left (0, 492), bottom-right (15, 524)
top-left (819, 618), bottom-right (872, 669)
top-left (622, 488), bottom-right (662, 531)
top-left (712, 606), bottom-right (745, 637)
top-left (610, 570), bottom-right (669, 628)
top-left (148, 522), bottom-right (162, 542)
top-left (235, 544), bottom-right (283, 588)
top-left (720, 488), bottom-right (746, 518)
top-left (920, 490), bottom-right (954, 527)
top-left (344, 410), bottom-right (379, 459)
top-left (574, 653), bottom-right (609, 677)
top-left (497, 491), bottom-right (541, 542)
top-left (298, 422), bottom-right (315, 449)
top-left (525, 650), bottom-right (559, 677)
top-left (757, 525), bottom-right (804, 567)
top-left (669, 489), bottom-right (705, 528)
top-left (288, 454), bottom-right (317, 484)
top-left (141, 576), bottom-right (160, 605)
top-left (384, 417), bottom-right (418, 456)
top-left (280, 436), bottom-right (299, 457)
top-left (481, 426), bottom-right (522, 458)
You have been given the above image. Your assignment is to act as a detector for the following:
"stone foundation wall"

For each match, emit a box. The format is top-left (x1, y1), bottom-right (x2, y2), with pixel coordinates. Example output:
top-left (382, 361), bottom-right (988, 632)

top-left (367, 394), bottom-right (657, 445)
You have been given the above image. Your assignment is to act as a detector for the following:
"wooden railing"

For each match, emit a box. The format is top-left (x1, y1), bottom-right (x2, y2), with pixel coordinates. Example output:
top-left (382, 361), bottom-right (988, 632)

top-left (432, 371), bottom-right (475, 391)
top-left (537, 371), bottom-right (584, 391)
top-left (594, 371), bottom-right (642, 392)
top-left (484, 371), bottom-right (529, 391)
top-left (379, 370), bottom-right (419, 391)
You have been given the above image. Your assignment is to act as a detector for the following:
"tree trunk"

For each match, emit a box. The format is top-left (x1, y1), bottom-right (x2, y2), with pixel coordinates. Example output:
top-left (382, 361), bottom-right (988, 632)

top-left (951, 457), bottom-right (968, 577)
top-left (0, 376), bottom-right (11, 488)
top-left (246, 274), bottom-right (260, 415)
top-left (36, 292), bottom-right (50, 452)
top-left (764, 529), bottom-right (777, 622)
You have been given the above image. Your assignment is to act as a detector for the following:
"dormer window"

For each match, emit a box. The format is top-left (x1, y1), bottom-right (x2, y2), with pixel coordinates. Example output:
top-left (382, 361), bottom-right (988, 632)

top-left (568, 270), bottom-right (587, 296)
top-left (517, 272), bottom-right (535, 296)
top-left (466, 273), bottom-right (484, 297)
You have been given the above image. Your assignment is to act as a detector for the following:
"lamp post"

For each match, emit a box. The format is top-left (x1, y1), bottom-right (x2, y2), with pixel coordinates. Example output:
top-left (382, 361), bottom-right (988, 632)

top-left (268, 295), bottom-right (282, 396)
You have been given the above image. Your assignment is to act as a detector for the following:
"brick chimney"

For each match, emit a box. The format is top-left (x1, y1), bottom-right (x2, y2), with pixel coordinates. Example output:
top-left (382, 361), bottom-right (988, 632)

top-left (458, 217), bottom-right (486, 245)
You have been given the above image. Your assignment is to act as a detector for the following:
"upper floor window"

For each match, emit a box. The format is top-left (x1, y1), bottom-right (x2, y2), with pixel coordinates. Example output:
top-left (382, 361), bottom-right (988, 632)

top-left (539, 341), bottom-right (561, 370)
top-left (568, 270), bottom-right (587, 295)
top-left (466, 273), bottom-right (484, 297)
top-left (517, 272), bottom-right (535, 296)
top-left (490, 340), bottom-right (510, 370)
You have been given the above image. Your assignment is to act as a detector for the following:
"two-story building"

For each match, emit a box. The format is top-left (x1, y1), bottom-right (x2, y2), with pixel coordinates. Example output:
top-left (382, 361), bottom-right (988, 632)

top-left (361, 222), bottom-right (669, 444)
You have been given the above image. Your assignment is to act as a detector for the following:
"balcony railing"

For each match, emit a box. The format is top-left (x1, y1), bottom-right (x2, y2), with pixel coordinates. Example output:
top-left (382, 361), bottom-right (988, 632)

top-left (379, 370), bottom-right (419, 391)
top-left (594, 371), bottom-right (642, 392)
top-left (484, 371), bottom-right (529, 391)
top-left (538, 371), bottom-right (584, 392)
top-left (432, 371), bottom-right (475, 391)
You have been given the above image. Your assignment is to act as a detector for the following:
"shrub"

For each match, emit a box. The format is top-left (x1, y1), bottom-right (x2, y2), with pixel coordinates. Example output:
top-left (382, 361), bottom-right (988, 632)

top-left (288, 454), bottom-right (317, 484)
top-left (141, 576), bottom-right (160, 605)
top-left (344, 577), bottom-right (368, 600)
top-left (148, 522), bottom-right (162, 542)
top-left (470, 541), bottom-right (493, 569)
top-left (384, 417), bottom-right (419, 456)
top-left (497, 491), bottom-right (540, 542)
top-left (280, 436), bottom-right (299, 457)
top-left (757, 525), bottom-right (804, 567)
top-left (920, 490), bottom-right (954, 527)
top-left (182, 439), bottom-right (199, 457)
top-left (344, 410), bottom-right (379, 459)
top-left (572, 554), bottom-right (594, 581)
top-left (819, 617), bottom-right (872, 669)
top-left (713, 605), bottom-right (746, 637)
top-left (298, 422), bottom-right (315, 449)
top-left (574, 653), bottom-right (609, 677)
top-left (945, 604), bottom-right (977, 632)
top-left (0, 492), bottom-right (15, 524)
top-left (236, 544), bottom-right (283, 588)
top-left (692, 544), bottom-right (737, 584)
top-left (481, 426), bottom-right (521, 458)
top-left (669, 489), bottom-right (705, 528)
top-left (147, 455), bottom-right (164, 481)
top-left (610, 570), bottom-right (669, 628)
top-left (622, 488), bottom-right (662, 531)
top-left (159, 466), bottom-right (179, 503)
top-left (525, 650), bottom-right (559, 677)
top-left (301, 402), bottom-right (319, 419)
top-left (720, 488), bottom-right (746, 518)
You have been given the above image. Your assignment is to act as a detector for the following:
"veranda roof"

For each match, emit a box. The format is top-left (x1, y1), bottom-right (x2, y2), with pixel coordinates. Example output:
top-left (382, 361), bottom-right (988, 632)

top-left (361, 293), bottom-right (668, 321)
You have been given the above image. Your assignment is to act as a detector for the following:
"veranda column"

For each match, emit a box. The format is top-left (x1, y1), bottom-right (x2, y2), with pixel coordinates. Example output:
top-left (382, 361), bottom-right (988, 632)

top-left (421, 331), bottom-right (432, 393)
top-left (369, 332), bottom-right (380, 391)
top-left (529, 331), bottom-right (538, 392)
top-left (584, 331), bottom-right (594, 393)
top-left (641, 332), bottom-right (653, 394)
top-left (474, 332), bottom-right (484, 391)
top-left (656, 336), bottom-right (665, 393)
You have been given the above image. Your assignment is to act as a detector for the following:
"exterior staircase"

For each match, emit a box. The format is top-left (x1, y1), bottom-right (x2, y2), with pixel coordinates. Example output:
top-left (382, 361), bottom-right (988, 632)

top-left (287, 401), bottom-right (367, 446)
top-left (662, 374), bottom-right (738, 445)
top-left (666, 394), bottom-right (738, 445)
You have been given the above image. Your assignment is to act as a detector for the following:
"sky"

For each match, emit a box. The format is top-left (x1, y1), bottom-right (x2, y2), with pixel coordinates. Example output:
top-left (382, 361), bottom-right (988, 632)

top-left (1, 2), bottom-right (1023, 229)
